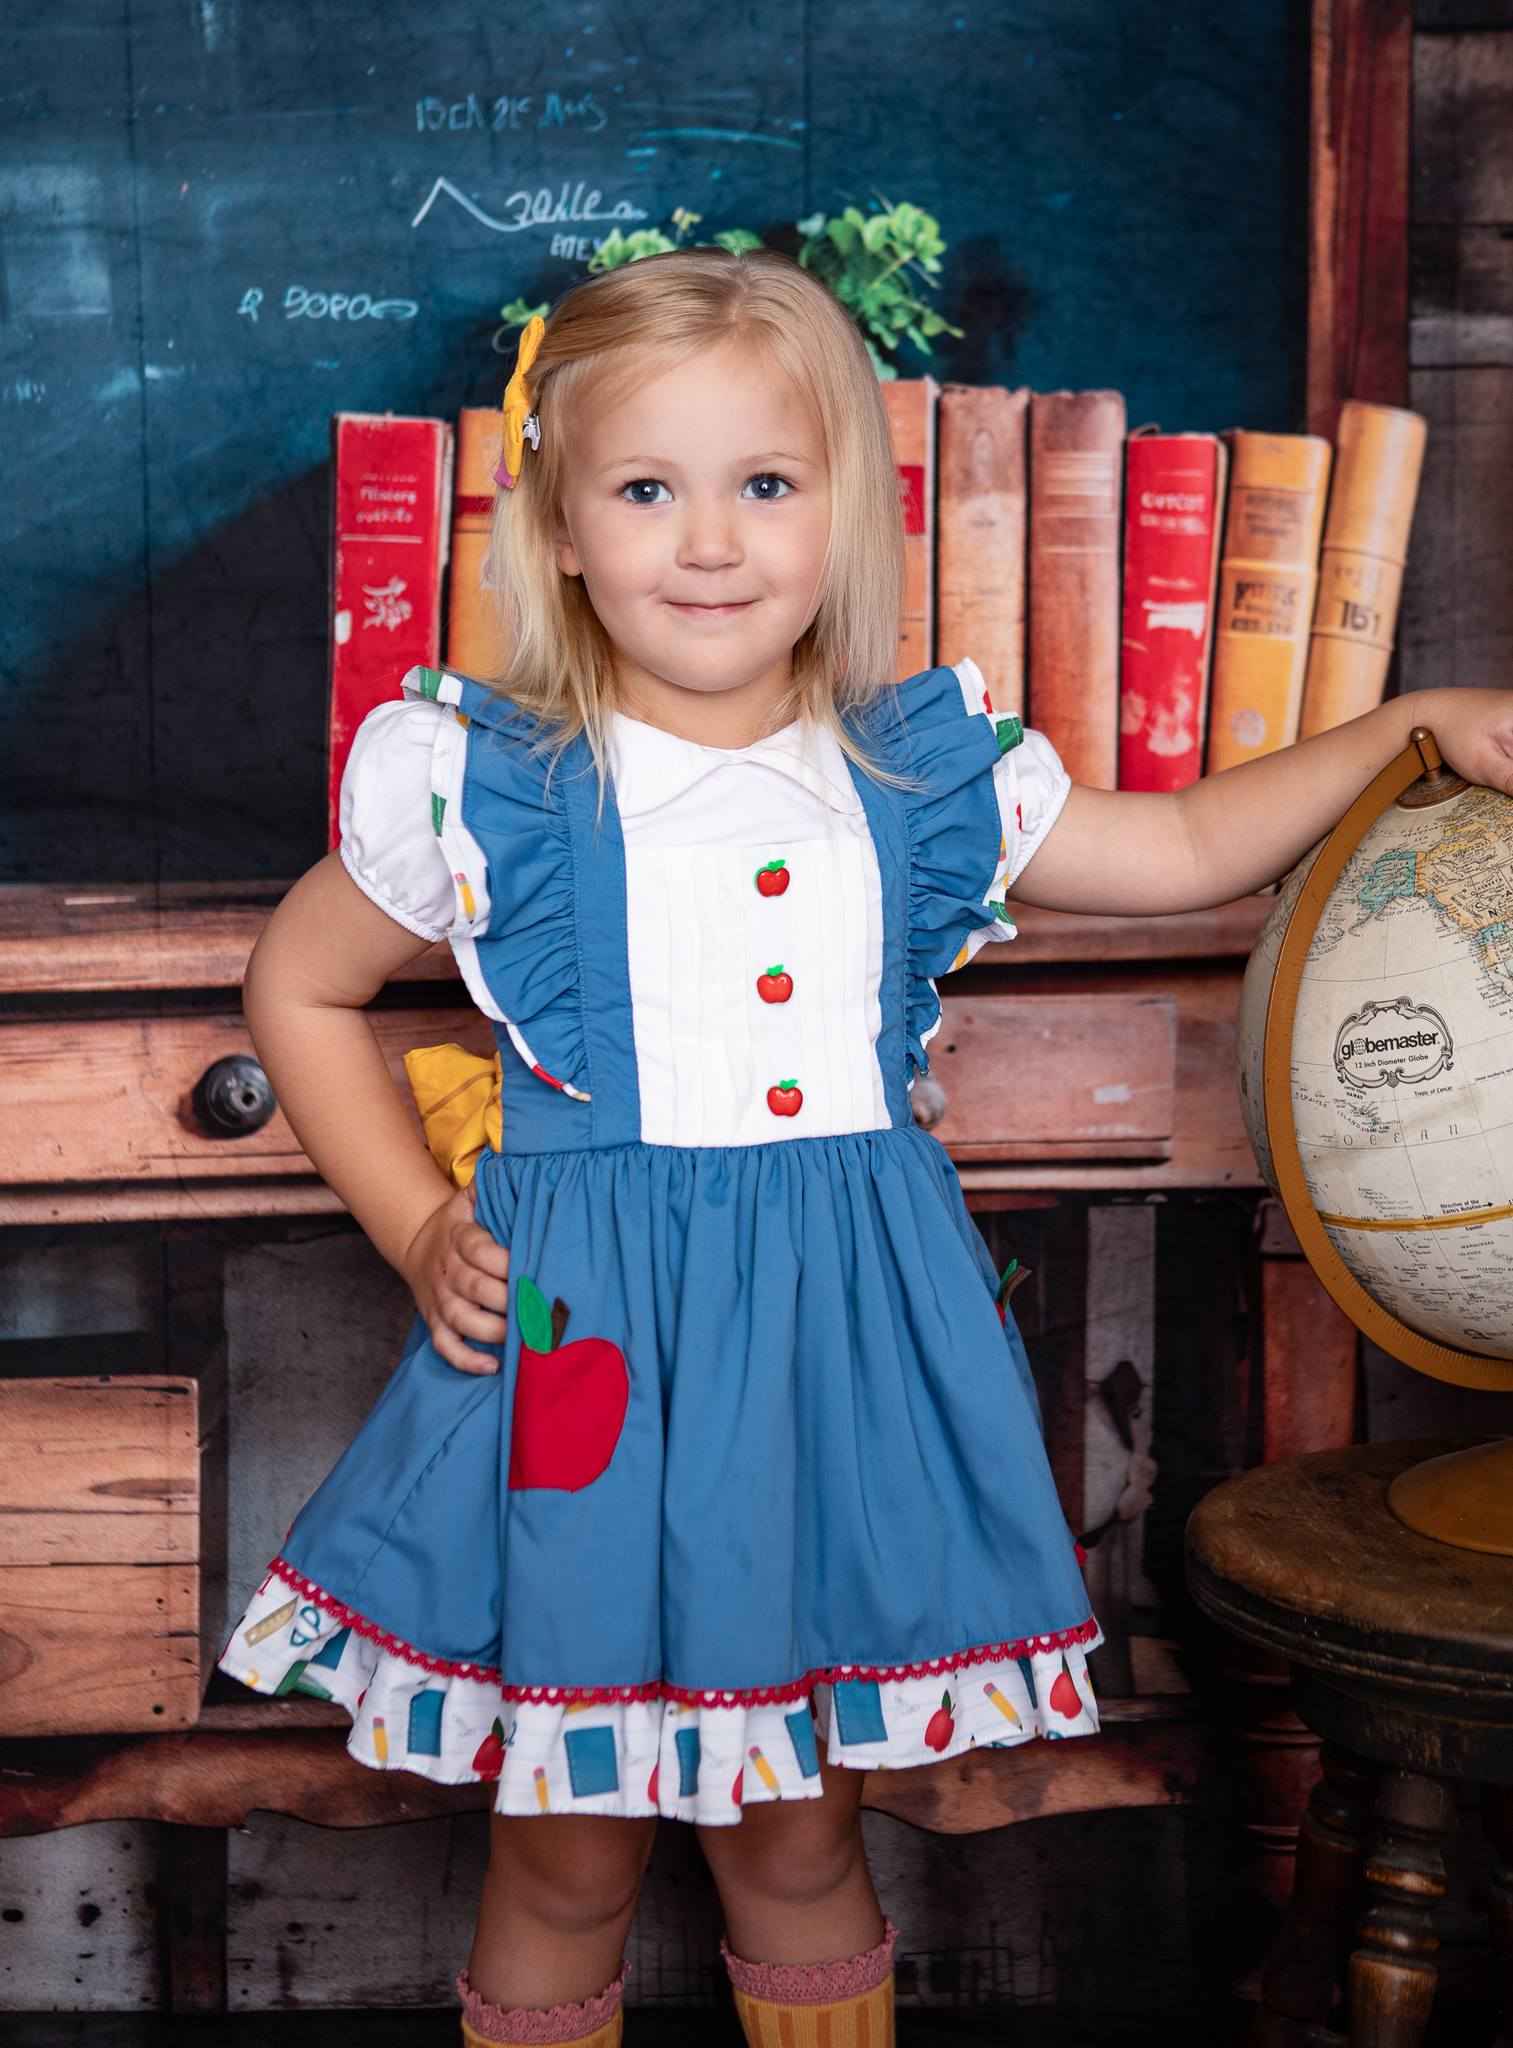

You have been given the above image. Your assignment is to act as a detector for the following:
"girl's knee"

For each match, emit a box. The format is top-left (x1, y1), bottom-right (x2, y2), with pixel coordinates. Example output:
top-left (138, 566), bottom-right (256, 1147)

top-left (698, 1794), bottom-right (866, 1909)
top-left (486, 1812), bottom-right (656, 1929)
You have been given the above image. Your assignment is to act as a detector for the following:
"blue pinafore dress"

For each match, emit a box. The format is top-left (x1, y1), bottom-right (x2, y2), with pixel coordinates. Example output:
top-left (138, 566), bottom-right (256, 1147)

top-left (218, 658), bottom-right (1104, 1825)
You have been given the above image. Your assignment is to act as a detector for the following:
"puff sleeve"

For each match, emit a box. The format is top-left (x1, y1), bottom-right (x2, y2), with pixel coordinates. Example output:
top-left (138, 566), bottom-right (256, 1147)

top-left (961, 655), bottom-right (1072, 928)
top-left (336, 687), bottom-right (488, 945)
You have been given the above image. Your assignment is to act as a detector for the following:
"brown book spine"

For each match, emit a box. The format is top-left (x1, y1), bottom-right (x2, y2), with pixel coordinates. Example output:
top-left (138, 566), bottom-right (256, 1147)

top-left (1204, 431), bottom-right (1334, 773)
top-left (1027, 390), bottom-right (1126, 788)
top-left (936, 384), bottom-right (1029, 717)
top-left (1297, 400), bottom-right (1428, 738)
top-left (880, 375), bottom-right (938, 679)
top-left (445, 408), bottom-right (510, 678)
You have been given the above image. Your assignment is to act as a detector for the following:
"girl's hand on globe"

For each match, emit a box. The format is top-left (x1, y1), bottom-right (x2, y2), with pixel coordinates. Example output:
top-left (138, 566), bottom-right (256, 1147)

top-left (1420, 686), bottom-right (1513, 795)
top-left (400, 1180), bottom-right (511, 1376)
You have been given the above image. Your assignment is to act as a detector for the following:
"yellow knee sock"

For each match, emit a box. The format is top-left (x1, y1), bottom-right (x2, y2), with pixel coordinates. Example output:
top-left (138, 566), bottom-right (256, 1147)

top-left (455, 1959), bottom-right (628, 2045)
top-left (721, 1919), bottom-right (899, 2048)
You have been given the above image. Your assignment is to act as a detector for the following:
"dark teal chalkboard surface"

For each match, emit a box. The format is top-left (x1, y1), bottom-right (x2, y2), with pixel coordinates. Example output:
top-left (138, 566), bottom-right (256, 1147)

top-left (1, 2), bottom-right (1306, 883)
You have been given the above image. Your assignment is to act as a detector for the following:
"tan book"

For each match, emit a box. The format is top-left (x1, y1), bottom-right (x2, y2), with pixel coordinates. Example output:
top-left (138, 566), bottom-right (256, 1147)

top-left (444, 408), bottom-right (510, 678)
top-left (935, 384), bottom-right (1029, 716)
top-left (1298, 401), bottom-right (1428, 738)
top-left (1027, 390), bottom-right (1126, 788)
top-left (1204, 431), bottom-right (1333, 772)
top-left (880, 375), bottom-right (938, 679)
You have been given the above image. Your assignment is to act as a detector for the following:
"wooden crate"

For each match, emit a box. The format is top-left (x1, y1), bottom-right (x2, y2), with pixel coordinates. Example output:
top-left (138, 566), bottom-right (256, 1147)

top-left (0, 1376), bottom-right (203, 1735)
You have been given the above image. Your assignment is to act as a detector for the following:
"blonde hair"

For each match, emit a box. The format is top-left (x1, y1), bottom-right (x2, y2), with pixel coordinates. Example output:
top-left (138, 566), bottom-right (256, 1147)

top-left (475, 245), bottom-right (910, 805)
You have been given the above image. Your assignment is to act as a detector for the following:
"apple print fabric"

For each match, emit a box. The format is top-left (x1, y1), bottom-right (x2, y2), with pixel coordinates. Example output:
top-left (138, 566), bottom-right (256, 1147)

top-left (220, 1566), bottom-right (1101, 1825)
top-left (217, 659), bottom-right (1100, 1825)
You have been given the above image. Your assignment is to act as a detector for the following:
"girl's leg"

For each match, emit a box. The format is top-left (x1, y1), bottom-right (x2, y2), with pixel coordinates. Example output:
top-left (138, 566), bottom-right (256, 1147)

top-left (696, 1747), bottom-right (883, 1963)
top-left (459, 1810), bottom-right (656, 2041)
top-left (697, 1749), bottom-right (899, 2046)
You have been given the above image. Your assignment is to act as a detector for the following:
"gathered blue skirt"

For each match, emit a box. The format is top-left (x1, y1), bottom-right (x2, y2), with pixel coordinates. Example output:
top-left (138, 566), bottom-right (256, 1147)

top-left (273, 1122), bottom-right (1090, 1700)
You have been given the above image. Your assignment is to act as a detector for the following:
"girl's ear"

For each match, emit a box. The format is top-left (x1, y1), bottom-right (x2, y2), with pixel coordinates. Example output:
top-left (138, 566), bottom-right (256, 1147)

top-left (553, 510), bottom-right (582, 579)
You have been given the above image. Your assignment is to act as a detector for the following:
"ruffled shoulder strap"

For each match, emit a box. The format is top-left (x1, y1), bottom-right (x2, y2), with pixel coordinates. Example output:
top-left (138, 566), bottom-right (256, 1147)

top-left (846, 661), bottom-right (1034, 1084)
top-left (399, 665), bottom-right (593, 1107)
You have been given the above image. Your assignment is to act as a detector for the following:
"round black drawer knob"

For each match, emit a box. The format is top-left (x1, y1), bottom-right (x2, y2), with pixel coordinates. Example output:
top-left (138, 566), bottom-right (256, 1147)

top-left (192, 1054), bottom-right (276, 1138)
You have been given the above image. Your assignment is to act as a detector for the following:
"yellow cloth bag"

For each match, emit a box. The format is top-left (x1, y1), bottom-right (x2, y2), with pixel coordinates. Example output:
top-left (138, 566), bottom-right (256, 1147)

top-left (402, 1043), bottom-right (502, 1191)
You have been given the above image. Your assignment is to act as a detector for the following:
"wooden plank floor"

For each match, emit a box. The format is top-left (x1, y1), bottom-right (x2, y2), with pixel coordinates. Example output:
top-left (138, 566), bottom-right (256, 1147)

top-left (3, 2005), bottom-right (1505, 2047)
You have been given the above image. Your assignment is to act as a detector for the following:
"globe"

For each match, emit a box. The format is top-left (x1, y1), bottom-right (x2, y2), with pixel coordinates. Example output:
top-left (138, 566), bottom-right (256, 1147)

top-left (1233, 727), bottom-right (1513, 1554)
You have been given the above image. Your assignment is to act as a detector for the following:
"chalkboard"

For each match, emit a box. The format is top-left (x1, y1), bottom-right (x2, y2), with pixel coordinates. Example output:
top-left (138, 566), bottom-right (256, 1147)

top-left (1, 1), bottom-right (1308, 884)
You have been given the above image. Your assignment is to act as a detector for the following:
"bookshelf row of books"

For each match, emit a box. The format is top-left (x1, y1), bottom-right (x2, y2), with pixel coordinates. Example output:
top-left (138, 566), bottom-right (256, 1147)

top-left (324, 387), bottom-right (1427, 844)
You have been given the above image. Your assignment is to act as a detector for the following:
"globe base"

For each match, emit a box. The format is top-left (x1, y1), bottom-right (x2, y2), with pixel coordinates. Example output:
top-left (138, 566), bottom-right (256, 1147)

top-left (1386, 1437), bottom-right (1513, 1557)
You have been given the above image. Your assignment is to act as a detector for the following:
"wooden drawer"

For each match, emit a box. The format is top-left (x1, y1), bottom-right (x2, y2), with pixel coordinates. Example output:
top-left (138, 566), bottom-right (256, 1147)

top-left (0, 1377), bottom-right (204, 1736)
top-left (0, 1004), bottom-right (471, 1221)
top-left (924, 993), bottom-right (1178, 1161)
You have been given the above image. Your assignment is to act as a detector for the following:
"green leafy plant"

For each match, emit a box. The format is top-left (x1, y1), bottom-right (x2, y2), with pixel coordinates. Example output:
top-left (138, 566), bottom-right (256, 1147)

top-left (795, 192), bottom-right (962, 379)
top-left (494, 195), bottom-right (959, 380)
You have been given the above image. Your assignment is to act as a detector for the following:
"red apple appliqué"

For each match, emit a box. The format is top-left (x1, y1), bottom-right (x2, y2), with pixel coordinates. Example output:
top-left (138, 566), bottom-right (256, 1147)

top-left (472, 1716), bottom-right (508, 1780)
top-left (754, 859), bottom-right (790, 897)
top-left (924, 1688), bottom-right (956, 1752)
top-left (507, 1274), bottom-right (629, 1492)
top-left (756, 964), bottom-right (793, 1004)
top-left (766, 1079), bottom-right (802, 1118)
top-left (1048, 1656), bottom-right (1082, 1721)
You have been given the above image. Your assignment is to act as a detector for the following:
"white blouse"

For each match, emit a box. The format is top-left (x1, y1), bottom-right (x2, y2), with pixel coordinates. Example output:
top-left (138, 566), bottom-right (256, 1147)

top-left (338, 658), bottom-right (1071, 1146)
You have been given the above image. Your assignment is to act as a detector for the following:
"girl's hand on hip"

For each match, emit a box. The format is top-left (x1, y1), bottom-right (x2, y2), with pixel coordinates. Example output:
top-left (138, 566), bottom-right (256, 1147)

top-left (401, 1181), bottom-right (511, 1375)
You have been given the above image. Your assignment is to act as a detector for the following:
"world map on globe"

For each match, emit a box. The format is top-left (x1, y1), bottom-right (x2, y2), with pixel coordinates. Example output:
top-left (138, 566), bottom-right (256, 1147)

top-left (1236, 778), bottom-right (1513, 1361)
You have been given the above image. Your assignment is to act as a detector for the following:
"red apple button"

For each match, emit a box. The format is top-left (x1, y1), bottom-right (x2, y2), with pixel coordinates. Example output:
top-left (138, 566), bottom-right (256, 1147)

top-left (754, 859), bottom-right (789, 896)
top-left (766, 1079), bottom-right (802, 1117)
top-left (756, 964), bottom-right (792, 1004)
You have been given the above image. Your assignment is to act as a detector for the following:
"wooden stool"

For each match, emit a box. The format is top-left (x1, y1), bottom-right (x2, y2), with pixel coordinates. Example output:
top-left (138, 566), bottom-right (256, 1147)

top-left (1185, 1438), bottom-right (1513, 2047)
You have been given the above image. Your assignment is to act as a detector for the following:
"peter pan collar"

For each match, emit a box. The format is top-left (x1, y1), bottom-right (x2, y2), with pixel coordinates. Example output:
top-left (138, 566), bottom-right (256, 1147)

top-left (608, 707), bottom-right (862, 821)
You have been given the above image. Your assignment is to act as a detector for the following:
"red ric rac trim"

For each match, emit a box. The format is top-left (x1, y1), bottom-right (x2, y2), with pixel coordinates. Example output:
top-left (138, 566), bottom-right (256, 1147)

top-left (263, 1557), bottom-right (1100, 1707)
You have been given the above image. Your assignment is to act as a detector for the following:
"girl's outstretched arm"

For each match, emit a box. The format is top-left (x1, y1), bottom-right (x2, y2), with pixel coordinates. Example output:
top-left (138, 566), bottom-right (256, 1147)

top-left (1009, 686), bottom-right (1513, 917)
top-left (241, 852), bottom-right (510, 1373)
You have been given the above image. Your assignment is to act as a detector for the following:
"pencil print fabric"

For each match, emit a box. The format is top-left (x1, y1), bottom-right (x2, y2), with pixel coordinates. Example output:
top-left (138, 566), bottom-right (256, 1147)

top-left (220, 1564), bottom-right (1101, 1825)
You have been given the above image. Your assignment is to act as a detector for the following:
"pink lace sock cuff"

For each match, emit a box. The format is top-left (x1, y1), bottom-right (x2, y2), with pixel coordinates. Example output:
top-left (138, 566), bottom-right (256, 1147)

top-left (719, 1918), bottom-right (899, 2005)
top-left (454, 1958), bottom-right (629, 2043)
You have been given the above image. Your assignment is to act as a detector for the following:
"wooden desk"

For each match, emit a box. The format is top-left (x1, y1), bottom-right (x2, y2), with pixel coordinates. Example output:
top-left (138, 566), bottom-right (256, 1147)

top-left (0, 880), bottom-right (1270, 1223)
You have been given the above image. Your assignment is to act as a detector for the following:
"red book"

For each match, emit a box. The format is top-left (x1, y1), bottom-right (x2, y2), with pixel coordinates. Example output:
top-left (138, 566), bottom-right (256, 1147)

top-left (1117, 430), bottom-right (1227, 792)
top-left (326, 412), bottom-right (454, 849)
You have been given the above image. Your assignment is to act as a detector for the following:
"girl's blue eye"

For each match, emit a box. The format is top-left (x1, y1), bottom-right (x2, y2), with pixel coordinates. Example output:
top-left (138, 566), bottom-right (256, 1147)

top-left (618, 473), bottom-right (794, 506)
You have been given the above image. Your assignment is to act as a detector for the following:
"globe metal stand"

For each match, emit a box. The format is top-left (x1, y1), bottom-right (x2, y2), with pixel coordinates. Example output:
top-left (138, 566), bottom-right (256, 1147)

top-left (1262, 727), bottom-right (1513, 1559)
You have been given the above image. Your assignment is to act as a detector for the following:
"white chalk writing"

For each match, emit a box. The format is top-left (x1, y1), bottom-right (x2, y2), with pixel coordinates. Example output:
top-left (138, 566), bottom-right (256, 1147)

top-left (415, 92), bottom-right (609, 134)
top-left (411, 176), bottom-right (648, 235)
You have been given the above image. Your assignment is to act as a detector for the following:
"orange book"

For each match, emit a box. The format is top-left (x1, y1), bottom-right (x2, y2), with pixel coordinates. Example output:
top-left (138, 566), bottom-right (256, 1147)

top-left (880, 376), bottom-right (938, 679)
top-left (935, 384), bottom-right (1029, 716)
top-left (1298, 401), bottom-right (1428, 738)
top-left (1027, 390), bottom-right (1126, 788)
top-left (1204, 431), bottom-right (1332, 773)
top-left (445, 408), bottom-right (509, 679)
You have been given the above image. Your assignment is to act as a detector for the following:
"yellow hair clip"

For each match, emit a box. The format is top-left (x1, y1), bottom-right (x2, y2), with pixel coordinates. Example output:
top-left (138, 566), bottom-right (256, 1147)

top-left (493, 314), bottom-right (546, 489)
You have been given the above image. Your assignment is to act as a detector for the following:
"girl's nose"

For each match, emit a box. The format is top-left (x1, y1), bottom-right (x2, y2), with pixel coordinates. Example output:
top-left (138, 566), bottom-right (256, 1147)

top-left (676, 499), bottom-right (742, 566)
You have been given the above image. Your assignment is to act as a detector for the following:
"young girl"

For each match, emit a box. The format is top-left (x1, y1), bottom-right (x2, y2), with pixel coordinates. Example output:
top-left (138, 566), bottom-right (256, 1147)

top-left (218, 246), bottom-right (1513, 2047)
